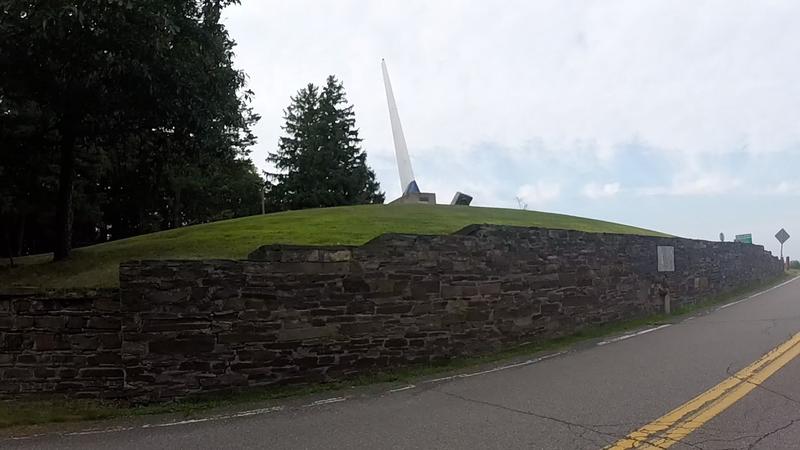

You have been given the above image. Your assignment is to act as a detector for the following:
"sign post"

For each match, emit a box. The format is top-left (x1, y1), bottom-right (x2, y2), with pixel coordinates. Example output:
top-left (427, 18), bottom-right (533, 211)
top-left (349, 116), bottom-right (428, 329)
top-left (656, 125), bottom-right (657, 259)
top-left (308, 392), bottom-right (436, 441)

top-left (775, 228), bottom-right (790, 261)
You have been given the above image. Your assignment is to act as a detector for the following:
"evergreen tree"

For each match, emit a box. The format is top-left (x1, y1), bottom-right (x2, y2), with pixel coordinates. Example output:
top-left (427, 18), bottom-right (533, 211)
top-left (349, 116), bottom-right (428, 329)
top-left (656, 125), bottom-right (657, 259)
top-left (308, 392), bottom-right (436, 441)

top-left (0, 0), bottom-right (259, 259)
top-left (267, 76), bottom-right (384, 210)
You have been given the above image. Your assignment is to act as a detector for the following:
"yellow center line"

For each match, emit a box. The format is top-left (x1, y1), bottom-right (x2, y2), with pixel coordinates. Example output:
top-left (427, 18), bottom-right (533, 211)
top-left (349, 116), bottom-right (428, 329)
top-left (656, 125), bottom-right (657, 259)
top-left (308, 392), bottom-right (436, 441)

top-left (607, 331), bottom-right (800, 449)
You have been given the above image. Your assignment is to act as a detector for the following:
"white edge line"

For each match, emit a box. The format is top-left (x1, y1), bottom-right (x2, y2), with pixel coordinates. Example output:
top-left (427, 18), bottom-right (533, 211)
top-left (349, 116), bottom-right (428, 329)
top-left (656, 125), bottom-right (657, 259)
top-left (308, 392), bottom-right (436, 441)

top-left (0, 401), bottom-right (303, 440)
top-left (118, 406), bottom-right (286, 431)
top-left (303, 397), bottom-right (347, 407)
top-left (717, 275), bottom-right (800, 310)
top-left (65, 427), bottom-right (136, 436)
top-left (142, 418), bottom-right (213, 428)
top-left (424, 351), bottom-right (567, 384)
top-left (718, 298), bottom-right (746, 310)
top-left (388, 384), bottom-right (416, 393)
top-left (596, 324), bottom-right (672, 347)
top-left (10, 433), bottom-right (48, 441)
top-left (227, 406), bottom-right (286, 418)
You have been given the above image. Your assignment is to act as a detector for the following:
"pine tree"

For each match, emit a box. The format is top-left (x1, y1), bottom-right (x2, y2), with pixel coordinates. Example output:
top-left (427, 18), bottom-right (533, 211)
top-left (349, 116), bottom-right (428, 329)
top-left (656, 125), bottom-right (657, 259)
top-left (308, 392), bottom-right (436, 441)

top-left (267, 76), bottom-right (384, 210)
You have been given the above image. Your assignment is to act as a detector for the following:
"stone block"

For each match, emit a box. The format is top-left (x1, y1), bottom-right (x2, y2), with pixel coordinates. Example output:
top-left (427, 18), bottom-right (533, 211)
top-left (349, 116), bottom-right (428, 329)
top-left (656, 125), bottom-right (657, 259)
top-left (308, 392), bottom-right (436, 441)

top-left (465, 309), bottom-right (491, 321)
top-left (217, 332), bottom-right (276, 344)
top-left (34, 334), bottom-right (69, 351)
top-left (69, 335), bottom-right (99, 350)
top-left (99, 333), bottom-right (122, 349)
top-left (12, 300), bottom-right (31, 313)
top-left (93, 297), bottom-right (120, 312)
top-left (384, 338), bottom-right (407, 348)
top-left (88, 352), bottom-right (121, 366)
top-left (478, 283), bottom-right (501, 295)
top-left (375, 303), bottom-right (413, 314)
top-left (149, 335), bottom-right (215, 354)
top-left (340, 322), bottom-right (383, 336)
top-left (87, 317), bottom-right (121, 331)
top-left (0, 315), bottom-right (13, 330)
top-left (541, 303), bottom-right (562, 314)
top-left (141, 318), bottom-right (211, 332)
top-left (410, 280), bottom-right (440, 299)
top-left (342, 277), bottom-right (370, 293)
top-left (33, 316), bottom-right (66, 331)
top-left (65, 316), bottom-right (86, 329)
top-left (411, 303), bottom-right (433, 315)
top-left (0, 353), bottom-right (13, 365)
top-left (277, 325), bottom-right (337, 342)
top-left (3, 368), bottom-right (33, 379)
top-left (15, 354), bottom-right (37, 365)
top-left (79, 368), bottom-right (124, 379)
top-left (179, 361), bottom-right (211, 371)
top-left (346, 301), bottom-right (375, 314)
top-left (309, 308), bottom-right (345, 317)
top-left (441, 285), bottom-right (461, 298)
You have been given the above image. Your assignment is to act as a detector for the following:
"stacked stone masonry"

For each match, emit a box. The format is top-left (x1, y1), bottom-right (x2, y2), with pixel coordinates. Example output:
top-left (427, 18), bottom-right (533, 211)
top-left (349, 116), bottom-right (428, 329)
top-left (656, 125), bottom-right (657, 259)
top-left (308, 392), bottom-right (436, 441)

top-left (0, 289), bottom-right (122, 398)
top-left (0, 225), bottom-right (784, 401)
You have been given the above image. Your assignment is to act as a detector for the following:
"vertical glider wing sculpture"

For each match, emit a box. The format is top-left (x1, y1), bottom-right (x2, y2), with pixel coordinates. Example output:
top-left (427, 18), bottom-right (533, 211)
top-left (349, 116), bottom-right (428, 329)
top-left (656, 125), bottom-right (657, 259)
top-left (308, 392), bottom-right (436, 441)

top-left (381, 59), bottom-right (420, 195)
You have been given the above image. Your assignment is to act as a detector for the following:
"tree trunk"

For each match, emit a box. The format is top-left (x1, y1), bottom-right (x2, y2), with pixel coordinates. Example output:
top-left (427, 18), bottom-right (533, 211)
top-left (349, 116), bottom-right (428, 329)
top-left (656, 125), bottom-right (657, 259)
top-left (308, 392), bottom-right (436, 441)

top-left (171, 186), bottom-right (182, 229)
top-left (15, 214), bottom-right (25, 257)
top-left (54, 125), bottom-right (76, 261)
top-left (4, 225), bottom-right (13, 267)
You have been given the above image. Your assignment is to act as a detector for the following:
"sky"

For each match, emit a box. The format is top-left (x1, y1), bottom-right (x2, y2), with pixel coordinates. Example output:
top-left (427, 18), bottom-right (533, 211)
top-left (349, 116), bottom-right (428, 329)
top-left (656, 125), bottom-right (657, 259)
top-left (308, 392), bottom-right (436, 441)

top-left (222, 0), bottom-right (800, 258)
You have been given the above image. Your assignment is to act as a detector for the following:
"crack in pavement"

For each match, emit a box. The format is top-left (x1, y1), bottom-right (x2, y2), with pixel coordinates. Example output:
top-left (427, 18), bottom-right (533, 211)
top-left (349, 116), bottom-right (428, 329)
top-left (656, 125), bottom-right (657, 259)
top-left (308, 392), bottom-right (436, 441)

top-left (434, 388), bottom-right (626, 443)
top-left (688, 432), bottom-right (763, 448)
top-left (745, 417), bottom-right (800, 450)
top-left (684, 365), bottom-right (800, 450)
top-left (432, 388), bottom-right (707, 449)
top-left (760, 319), bottom-right (778, 337)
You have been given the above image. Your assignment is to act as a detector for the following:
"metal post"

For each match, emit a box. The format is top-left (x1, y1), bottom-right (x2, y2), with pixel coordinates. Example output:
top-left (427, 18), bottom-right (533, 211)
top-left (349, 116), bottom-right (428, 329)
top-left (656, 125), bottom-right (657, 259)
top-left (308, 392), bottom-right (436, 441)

top-left (664, 294), bottom-right (671, 315)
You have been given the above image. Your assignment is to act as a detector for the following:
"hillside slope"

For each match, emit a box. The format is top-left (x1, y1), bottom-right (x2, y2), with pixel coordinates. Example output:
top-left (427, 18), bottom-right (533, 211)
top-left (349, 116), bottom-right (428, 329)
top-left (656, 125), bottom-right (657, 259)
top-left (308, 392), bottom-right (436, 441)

top-left (0, 204), bottom-right (667, 288)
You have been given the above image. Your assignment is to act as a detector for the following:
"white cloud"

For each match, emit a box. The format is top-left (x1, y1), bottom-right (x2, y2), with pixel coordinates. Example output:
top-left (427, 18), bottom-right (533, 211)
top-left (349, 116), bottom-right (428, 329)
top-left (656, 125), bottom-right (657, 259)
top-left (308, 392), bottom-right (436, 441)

top-left (638, 173), bottom-right (741, 197)
top-left (582, 182), bottom-right (621, 199)
top-left (763, 181), bottom-right (799, 195)
top-left (223, 0), bottom-right (800, 180)
top-left (516, 181), bottom-right (561, 206)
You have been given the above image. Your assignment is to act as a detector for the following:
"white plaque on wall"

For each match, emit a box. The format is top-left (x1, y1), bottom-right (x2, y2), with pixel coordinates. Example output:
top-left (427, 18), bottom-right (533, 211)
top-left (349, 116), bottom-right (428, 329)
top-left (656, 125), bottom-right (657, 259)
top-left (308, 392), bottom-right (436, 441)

top-left (657, 246), bottom-right (675, 272)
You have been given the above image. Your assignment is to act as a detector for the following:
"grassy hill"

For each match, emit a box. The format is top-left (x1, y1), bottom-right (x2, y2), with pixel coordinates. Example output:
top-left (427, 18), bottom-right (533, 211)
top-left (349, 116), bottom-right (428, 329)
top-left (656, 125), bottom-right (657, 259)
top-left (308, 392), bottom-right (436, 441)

top-left (0, 204), bottom-right (667, 289)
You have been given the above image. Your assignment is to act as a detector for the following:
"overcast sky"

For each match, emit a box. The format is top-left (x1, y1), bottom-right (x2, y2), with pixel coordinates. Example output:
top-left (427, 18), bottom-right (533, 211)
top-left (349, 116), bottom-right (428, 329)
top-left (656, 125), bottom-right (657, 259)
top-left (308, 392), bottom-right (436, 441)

top-left (222, 0), bottom-right (800, 258)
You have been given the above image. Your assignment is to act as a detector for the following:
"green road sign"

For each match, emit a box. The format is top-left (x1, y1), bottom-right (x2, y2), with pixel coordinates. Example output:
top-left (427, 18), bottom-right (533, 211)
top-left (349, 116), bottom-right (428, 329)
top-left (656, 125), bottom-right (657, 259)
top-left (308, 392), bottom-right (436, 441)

top-left (734, 234), bottom-right (753, 244)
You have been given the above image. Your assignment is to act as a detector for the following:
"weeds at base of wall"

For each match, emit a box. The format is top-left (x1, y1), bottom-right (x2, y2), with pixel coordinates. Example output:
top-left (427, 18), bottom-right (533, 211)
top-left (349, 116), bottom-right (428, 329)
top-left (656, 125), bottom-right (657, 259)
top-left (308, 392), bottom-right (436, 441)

top-left (1, 271), bottom-right (796, 431)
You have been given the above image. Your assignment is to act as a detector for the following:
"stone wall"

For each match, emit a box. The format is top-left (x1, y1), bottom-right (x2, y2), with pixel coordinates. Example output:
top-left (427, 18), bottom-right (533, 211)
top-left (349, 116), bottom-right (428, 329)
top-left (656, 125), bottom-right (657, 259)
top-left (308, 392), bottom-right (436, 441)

top-left (118, 225), bottom-right (783, 402)
top-left (0, 289), bottom-right (122, 399)
top-left (0, 226), bottom-right (784, 401)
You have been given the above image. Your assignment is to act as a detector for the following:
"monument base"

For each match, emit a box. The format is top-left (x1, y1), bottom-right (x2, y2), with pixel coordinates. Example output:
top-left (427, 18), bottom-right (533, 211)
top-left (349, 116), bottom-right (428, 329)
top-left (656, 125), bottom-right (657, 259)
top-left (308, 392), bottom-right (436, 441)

top-left (450, 192), bottom-right (473, 206)
top-left (390, 192), bottom-right (437, 205)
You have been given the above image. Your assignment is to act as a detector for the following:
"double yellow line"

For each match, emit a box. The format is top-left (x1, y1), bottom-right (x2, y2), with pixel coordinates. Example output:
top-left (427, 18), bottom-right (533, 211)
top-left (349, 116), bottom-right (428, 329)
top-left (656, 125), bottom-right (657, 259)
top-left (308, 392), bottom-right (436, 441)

top-left (608, 331), bottom-right (800, 449)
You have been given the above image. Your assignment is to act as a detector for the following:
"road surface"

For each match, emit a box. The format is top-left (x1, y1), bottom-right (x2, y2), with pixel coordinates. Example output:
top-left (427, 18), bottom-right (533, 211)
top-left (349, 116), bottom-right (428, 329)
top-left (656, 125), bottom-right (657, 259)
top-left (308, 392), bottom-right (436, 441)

top-left (5, 277), bottom-right (800, 449)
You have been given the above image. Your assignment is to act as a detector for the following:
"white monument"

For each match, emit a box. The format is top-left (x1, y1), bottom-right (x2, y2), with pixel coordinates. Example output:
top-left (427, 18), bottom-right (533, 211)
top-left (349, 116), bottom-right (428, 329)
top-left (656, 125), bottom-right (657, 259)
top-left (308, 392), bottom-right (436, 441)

top-left (381, 59), bottom-right (436, 205)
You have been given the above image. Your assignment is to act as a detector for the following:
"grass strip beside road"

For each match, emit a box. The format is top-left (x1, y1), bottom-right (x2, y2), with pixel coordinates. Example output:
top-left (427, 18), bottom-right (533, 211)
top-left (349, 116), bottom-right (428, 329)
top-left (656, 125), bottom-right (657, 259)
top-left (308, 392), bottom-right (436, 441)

top-left (0, 271), bottom-right (796, 431)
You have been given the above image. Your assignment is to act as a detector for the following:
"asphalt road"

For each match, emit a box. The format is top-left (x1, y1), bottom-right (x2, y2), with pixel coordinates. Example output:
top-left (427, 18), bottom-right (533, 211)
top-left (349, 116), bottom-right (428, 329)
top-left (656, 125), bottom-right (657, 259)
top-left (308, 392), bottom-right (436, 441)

top-left (5, 277), bottom-right (800, 450)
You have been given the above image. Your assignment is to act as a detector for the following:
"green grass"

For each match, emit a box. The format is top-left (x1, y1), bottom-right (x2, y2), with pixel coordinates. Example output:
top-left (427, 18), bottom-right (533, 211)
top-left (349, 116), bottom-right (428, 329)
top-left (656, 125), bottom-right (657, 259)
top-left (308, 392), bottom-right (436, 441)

top-left (0, 204), bottom-right (665, 289)
top-left (1, 271), bottom-right (794, 431)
